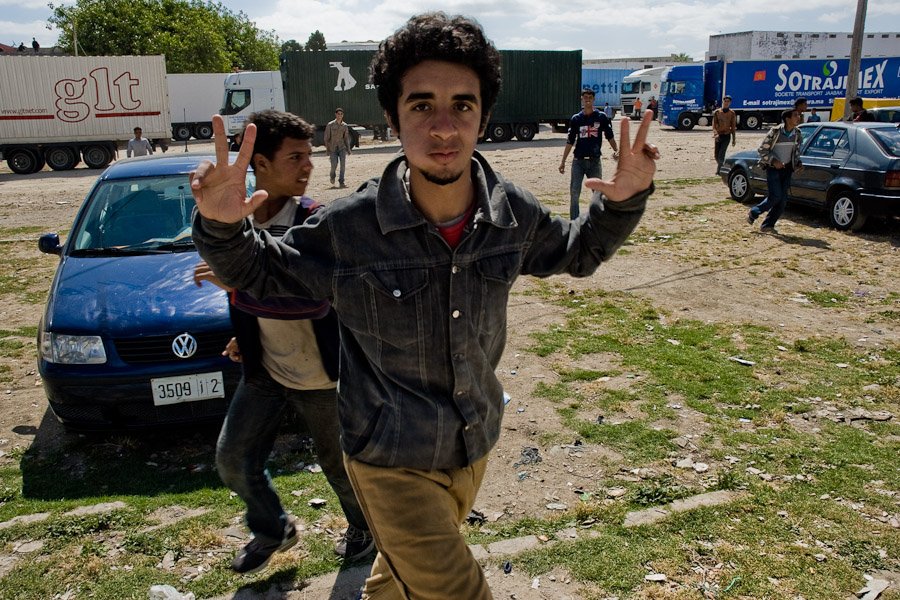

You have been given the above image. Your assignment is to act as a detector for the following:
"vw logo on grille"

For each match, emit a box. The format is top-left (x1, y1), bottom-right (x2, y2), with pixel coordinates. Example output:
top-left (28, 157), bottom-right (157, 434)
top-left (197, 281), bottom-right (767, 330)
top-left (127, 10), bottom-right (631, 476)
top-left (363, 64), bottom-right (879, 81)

top-left (172, 333), bottom-right (198, 359)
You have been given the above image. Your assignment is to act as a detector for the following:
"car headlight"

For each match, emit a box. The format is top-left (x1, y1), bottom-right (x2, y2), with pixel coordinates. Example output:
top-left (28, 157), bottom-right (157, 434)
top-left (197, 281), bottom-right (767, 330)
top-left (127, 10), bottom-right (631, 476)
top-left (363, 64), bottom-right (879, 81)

top-left (39, 331), bottom-right (107, 364)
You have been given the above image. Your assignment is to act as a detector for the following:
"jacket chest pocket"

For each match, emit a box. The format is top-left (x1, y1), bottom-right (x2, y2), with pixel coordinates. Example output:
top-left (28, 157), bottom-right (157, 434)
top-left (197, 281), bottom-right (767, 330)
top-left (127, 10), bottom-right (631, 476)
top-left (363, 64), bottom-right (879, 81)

top-left (358, 268), bottom-right (434, 349)
top-left (474, 252), bottom-right (520, 337)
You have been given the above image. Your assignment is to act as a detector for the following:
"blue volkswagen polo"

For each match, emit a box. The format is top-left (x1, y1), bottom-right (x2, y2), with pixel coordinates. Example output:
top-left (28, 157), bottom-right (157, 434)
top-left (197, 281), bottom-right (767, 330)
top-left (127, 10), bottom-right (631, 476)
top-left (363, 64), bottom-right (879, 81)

top-left (37, 154), bottom-right (243, 430)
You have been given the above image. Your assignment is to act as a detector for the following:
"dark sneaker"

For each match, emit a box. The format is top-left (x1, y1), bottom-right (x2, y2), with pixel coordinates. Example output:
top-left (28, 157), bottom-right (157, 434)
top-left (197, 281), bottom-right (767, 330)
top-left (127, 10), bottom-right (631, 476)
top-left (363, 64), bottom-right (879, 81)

top-left (230, 524), bottom-right (299, 574)
top-left (747, 210), bottom-right (757, 225)
top-left (335, 525), bottom-right (375, 560)
top-left (760, 225), bottom-right (778, 235)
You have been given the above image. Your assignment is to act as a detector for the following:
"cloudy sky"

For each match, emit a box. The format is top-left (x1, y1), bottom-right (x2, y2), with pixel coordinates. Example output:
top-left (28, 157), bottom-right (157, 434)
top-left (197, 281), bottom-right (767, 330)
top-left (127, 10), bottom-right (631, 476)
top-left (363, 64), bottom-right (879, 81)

top-left (4, 0), bottom-right (900, 60)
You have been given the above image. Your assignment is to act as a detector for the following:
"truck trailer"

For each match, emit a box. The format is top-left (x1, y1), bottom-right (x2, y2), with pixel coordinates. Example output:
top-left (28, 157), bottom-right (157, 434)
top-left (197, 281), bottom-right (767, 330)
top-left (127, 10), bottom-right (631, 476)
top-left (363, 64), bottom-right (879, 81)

top-left (167, 73), bottom-right (227, 141)
top-left (0, 55), bottom-right (170, 174)
top-left (581, 67), bottom-right (632, 116)
top-left (658, 57), bottom-right (900, 130)
top-left (221, 49), bottom-right (582, 144)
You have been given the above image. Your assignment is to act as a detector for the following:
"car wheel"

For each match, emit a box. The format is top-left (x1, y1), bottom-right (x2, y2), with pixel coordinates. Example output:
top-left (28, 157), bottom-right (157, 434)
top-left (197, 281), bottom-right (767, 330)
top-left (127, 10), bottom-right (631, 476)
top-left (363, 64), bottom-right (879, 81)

top-left (45, 146), bottom-right (79, 171)
top-left (741, 112), bottom-right (763, 130)
top-left (728, 168), bottom-right (753, 202)
top-left (172, 124), bottom-right (192, 141)
top-left (193, 123), bottom-right (214, 139)
top-left (6, 148), bottom-right (40, 174)
top-left (514, 123), bottom-right (537, 142)
top-left (828, 191), bottom-right (867, 231)
top-left (676, 112), bottom-right (696, 131)
top-left (83, 144), bottom-right (111, 169)
top-left (488, 123), bottom-right (512, 143)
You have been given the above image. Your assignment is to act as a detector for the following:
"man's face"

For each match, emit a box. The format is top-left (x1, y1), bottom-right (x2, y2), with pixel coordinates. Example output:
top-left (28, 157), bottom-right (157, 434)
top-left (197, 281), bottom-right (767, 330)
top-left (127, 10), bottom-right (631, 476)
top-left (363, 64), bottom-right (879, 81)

top-left (723, 98), bottom-right (731, 109)
top-left (582, 93), bottom-right (595, 110)
top-left (335, 110), bottom-right (344, 123)
top-left (851, 103), bottom-right (863, 115)
top-left (255, 137), bottom-right (313, 198)
top-left (788, 111), bottom-right (802, 127)
top-left (134, 129), bottom-right (142, 139)
top-left (796, 100), bottom-right (807, 113)
top-left (390, 60), bottom-right (483, 186)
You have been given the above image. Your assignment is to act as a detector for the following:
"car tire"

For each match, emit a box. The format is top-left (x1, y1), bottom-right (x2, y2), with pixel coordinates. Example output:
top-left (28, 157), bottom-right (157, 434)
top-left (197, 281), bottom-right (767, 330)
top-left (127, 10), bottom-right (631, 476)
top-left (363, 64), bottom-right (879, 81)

top-left (728, 168), bottom-right (753, 203)
top-left (193, 123), bottom-right (214, 139)
top-left (83, 144), bottom-right (111, 169)
top-left (514, 123), bottom-right (537, 142)
top-left (172, 124), bottom-right (192, 141)
top-left (676, 112), bottom-right (696, 131)
top-left (45, 146), bottom-right (79, 171)
top-left (741, 112), bottom-right (763, 130)
top-left (488, 123), bottom-right (512, 143)
top-left (6, 148), bottom-right (41, 174)
top-left (828, 191), bottom-right (867, 231)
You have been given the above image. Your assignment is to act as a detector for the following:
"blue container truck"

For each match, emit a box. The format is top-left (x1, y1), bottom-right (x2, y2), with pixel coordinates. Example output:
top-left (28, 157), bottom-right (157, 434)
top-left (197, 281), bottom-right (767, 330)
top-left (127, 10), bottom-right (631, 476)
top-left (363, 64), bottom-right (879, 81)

top-left (581, 67), bottom-right (632, 114)
top-left (659, 57), bottom-right (900, 130)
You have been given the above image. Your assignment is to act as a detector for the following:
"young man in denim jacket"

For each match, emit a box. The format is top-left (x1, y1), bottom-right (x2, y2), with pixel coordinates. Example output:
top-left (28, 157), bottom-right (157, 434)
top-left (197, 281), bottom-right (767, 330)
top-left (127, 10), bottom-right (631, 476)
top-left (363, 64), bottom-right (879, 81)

top-left (191, 13), bottom-right (658, 599)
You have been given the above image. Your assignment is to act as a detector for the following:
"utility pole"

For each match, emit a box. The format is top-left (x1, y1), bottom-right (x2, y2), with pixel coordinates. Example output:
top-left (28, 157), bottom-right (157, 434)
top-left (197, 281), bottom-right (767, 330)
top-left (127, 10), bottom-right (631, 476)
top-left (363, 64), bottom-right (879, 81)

top-left (843, 0), bottom-right (867, 120)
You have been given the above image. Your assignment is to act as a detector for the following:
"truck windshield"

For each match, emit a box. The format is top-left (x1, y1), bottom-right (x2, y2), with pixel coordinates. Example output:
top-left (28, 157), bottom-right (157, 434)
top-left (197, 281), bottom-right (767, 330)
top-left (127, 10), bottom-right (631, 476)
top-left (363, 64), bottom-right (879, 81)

top-left (621, 81), bottom-right (640, 94)
top-left (223, 89), bottom-right (251, 116)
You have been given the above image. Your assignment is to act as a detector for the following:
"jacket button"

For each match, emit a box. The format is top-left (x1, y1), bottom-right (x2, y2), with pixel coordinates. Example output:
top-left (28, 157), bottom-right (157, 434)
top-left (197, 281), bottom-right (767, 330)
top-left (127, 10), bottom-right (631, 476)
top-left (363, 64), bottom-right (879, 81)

top-left (392, 289), bottom-right (401, 297)
top-left (451, 265), bottom-right (460, 274)
top-left (452, 310), bottom-right (460, 318)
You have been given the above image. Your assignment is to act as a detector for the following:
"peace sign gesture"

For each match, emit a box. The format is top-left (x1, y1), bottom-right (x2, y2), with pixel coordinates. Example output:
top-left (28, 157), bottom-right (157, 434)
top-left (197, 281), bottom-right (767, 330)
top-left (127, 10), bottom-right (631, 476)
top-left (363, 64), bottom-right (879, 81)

top-left (190, 115), bottom-right (268, 223)
top-left (586, 110), bottom-right (659, 203)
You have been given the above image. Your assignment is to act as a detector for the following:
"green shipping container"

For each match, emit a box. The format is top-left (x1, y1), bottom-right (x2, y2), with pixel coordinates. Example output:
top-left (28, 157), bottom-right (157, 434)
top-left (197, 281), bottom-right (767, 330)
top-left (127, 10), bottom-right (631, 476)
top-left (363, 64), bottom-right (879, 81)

top-left (280, 48), bottom-right (582, 143)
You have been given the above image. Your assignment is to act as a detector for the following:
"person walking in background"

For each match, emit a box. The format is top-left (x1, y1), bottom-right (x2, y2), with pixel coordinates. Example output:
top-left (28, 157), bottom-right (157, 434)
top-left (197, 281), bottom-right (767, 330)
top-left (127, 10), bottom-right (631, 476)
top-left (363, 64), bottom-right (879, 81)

top-left (807, 107), bottom-right (821, 122)
top-left (647, 96), bottom-right (658, 118)
top-left (747, 109), bottom-right (804, 234)
top-left (849, 97), bottom-right (875, 122)
top-left (559, 87), bottom-right (619, 218)
top-left (193, 110), bottom-right (372, 575)
top-left (603, 102), bottom-right (613, 120)
top-left (712, 95), bottom-right (737, 175)
top-left (31, 37), bottom-right (39, 53)
top-left (324, 107), bottom-right (352, 187)
top-left (191, 12), bottom-right (657, 598)
top-left (126, 127), bottom-right (153, 158)
top-left (633, 96), bottom-right (643, 118)
top-left (794, 97), bottom-right (807, 122)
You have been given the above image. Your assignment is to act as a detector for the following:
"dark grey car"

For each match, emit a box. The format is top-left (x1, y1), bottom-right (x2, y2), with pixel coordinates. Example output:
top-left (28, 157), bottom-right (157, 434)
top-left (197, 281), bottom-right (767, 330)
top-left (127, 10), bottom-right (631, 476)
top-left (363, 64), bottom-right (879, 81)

top-left (721, 121), bottom-right (900, 231)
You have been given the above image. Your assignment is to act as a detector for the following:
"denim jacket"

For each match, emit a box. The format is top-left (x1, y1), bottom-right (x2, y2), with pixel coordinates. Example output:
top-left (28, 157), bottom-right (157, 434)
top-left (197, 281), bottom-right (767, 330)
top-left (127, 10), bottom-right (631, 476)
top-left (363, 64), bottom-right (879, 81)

top-left (193, 151), bottom-right (650, 470)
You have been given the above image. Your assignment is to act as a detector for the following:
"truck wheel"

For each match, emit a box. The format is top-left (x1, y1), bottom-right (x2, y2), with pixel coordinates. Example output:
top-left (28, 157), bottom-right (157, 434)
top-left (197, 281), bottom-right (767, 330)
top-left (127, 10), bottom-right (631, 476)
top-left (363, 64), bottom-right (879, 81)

top-left (172, 125), bottom-right (192, 141)
top-left (728, 168), bottom-right (753, 203)
top-left (676, 112), bottom-right (696, 131)
top-left (828, 190), bottom-right (867, 231)
top-left (83, 145), bottom-right (111, 169)
top-left (741, 112), bottom-right (763, 130)
top-left (45, 146), bottom-right (79, 171)
top-left (488, 123), bottom-right (512, 143)
top-left (193, 123), bottom-right (214, 139)
top-left (514, 123), bottom-right (537, 142)
top-left (7, 148), bottom-right (41, 174)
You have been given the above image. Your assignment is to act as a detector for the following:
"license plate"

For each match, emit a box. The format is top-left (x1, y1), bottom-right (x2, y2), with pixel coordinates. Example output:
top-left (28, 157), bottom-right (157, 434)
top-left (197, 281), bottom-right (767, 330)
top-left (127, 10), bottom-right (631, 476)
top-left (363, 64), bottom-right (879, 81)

top-left (151, 372), bottom-right (225, 406)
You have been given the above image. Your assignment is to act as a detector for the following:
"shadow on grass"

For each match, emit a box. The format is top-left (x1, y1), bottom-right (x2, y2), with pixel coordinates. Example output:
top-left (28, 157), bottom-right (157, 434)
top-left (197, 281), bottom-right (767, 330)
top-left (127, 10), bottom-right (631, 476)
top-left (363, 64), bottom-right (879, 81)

top-left (18, 406), bottom-right (225, 500)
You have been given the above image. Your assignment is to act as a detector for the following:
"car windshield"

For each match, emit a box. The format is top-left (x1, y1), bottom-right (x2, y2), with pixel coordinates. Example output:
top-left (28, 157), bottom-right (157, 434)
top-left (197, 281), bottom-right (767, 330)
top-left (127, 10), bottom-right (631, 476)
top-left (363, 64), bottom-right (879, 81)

top-left (868, 127), bottom-right (900, 157)
top-left (70, 174), bottom-right (196, 252)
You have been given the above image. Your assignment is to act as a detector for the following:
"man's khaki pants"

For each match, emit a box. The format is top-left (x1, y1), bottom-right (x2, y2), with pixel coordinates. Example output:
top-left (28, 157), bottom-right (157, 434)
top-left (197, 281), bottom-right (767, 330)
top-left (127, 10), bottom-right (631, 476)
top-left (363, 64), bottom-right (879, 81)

top-left (344, 454), bottom-right (492, 600)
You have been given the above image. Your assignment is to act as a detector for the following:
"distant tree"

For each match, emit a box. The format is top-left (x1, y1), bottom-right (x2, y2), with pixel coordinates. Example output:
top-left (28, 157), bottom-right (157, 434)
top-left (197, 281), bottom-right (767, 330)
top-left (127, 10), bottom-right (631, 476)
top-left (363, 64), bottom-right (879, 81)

top-left (671, 52), bottom-right (694, 62)
top-left (47, 0), bottom-right (280, 72)
top-left (305, 30), bottom-right (326, 51)
top-left (281, 39), bottom-right (302, 54)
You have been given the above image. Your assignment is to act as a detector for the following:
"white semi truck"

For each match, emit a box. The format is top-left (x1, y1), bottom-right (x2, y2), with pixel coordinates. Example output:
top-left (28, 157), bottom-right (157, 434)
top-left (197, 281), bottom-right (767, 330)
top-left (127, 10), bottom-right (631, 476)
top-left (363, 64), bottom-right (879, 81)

top-left (0, 55), bottom-right (170, 174)
top-left (167, 72), bottom-right (227, 141)
top-left (620, 66), bottom-right (665, 119)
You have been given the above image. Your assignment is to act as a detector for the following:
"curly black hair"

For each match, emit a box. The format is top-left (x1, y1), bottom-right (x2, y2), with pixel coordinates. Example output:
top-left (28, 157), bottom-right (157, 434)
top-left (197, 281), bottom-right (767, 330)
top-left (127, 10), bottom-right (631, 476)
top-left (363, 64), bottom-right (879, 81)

top-left (244, 110), bottom-right (314, 167)
top-left (370, 13), bottom-right (502, 134)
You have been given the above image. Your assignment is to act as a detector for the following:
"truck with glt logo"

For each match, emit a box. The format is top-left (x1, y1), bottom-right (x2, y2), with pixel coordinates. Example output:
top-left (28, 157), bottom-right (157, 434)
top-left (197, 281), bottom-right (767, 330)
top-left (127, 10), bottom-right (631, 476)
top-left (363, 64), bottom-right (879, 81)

top-left (658, 57), bottom-right (900, 130)
top-left (0, 55), bottom-right (170, 174)
top-left (222, 49), bottom-right (581, 145)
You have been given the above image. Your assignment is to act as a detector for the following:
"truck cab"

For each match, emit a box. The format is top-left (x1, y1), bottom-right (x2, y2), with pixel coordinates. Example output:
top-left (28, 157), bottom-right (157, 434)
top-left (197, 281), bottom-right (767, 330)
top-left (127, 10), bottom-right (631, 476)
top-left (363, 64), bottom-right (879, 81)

top-left (620, 67), bottom-right (664, 119)
top-left (658, 65), bottom-right (705, 130)
top-left (221, 71), bottom-right (285, 138)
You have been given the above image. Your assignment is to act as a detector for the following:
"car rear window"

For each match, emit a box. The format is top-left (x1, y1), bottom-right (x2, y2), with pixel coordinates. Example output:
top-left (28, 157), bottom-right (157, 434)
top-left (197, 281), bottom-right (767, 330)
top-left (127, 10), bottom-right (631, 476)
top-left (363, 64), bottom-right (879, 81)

top-left (869, 128), bottom-right (900, 157)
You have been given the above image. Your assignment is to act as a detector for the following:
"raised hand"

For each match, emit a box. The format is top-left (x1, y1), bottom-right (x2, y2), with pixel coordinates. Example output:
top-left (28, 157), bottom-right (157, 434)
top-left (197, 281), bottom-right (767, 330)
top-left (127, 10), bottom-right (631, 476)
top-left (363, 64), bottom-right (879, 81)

top-left (585, 110), bottom-right (659, 203)
top-left (190, 115), bottom-right (268, 223)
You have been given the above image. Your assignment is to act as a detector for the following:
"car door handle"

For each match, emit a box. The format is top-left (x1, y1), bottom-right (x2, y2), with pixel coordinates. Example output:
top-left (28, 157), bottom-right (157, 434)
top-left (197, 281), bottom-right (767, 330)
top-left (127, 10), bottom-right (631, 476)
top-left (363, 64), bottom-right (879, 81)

top-left (830, 164), bottom-right (840, 168)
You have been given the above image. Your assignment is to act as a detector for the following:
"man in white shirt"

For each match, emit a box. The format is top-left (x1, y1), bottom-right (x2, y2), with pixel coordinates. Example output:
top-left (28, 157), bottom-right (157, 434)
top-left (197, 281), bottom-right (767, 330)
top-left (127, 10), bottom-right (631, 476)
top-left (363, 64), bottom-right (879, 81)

top-left (126, 127), bottom-right (153, 158)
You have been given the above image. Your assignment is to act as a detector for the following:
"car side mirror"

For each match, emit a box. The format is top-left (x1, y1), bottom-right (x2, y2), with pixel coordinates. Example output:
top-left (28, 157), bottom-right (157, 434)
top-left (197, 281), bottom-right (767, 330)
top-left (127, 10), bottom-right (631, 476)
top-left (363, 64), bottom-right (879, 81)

top-left (38, 233), bottom-right (61, 255)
